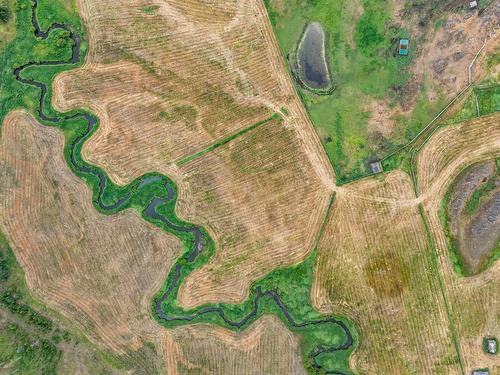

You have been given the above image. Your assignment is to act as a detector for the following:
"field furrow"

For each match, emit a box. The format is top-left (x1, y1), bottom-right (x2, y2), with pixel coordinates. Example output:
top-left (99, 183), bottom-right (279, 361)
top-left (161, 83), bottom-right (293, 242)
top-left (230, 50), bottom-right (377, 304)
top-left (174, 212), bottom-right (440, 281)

top-left (176, 117), bottom-right (330, 307)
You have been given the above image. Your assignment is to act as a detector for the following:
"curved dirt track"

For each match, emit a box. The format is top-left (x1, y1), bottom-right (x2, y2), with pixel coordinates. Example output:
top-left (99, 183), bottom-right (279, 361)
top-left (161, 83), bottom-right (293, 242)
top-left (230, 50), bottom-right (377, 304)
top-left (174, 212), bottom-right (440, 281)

top-left (8, 1), bottom-right (356, 373)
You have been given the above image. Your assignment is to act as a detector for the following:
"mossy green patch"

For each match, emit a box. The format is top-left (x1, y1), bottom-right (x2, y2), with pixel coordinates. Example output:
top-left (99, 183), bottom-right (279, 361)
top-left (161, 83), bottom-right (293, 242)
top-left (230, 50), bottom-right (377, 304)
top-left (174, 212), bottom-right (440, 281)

top-left (140, 5), bottom-right (159, 14)
top-left (477, 85), bottom-right (500, 116)
top-left (364, 251), bottom-right (410, 297)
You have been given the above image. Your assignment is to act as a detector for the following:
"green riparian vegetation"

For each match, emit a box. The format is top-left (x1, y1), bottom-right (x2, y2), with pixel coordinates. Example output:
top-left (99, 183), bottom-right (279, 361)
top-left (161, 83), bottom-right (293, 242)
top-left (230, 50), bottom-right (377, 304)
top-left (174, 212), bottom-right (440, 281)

top-left (0, 232), bottom-right (61, 374)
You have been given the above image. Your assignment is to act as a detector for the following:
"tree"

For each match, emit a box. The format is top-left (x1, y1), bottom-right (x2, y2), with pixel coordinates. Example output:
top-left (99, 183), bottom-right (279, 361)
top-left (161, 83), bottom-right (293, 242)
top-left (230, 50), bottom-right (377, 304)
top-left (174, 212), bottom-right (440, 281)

top-left (0, 5), bottom-right (9, 24)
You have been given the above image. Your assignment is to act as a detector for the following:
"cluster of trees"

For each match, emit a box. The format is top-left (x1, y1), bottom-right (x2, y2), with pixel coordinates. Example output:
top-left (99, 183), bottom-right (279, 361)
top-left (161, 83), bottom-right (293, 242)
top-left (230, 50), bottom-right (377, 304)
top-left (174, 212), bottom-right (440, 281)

top-left (0, 239), bottom-right (54, 333)
top-left (1, 290), bottom-right (54, 332)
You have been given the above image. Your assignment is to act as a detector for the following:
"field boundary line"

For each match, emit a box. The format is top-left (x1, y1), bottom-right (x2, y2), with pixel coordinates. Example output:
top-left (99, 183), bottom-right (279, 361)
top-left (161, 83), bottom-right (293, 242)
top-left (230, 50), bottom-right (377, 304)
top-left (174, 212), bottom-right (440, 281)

top-left (313, 192), bottom-right (336, 251)
top-left (176, 113), bottom-right (281, 167)
top-left (418, 205), bottom-right (465, 375)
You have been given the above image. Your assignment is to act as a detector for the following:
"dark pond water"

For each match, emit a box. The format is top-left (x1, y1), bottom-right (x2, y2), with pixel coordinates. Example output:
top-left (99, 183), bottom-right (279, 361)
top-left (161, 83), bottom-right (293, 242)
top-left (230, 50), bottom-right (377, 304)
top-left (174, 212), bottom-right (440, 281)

top-left (297, 22), bottom-right (331, 90)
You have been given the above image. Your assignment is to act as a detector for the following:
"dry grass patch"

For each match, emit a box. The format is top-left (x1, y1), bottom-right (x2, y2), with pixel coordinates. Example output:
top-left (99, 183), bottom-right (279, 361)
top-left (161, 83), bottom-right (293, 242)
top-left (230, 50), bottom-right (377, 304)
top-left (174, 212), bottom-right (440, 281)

top-left (313, 170), bottom-right (461, 374)
top-left (418, 114), bottom-right (500, 374)
top-left (418, 112), bottom-right (500, 196)
top-left (53, 0), bottom-right (332, 186)
top-left (164, 316), bottom-right (306, 375)
top-left (176, 117), bottom-right (331, 308)
top-left (0, 110), bottom-right (182, 369)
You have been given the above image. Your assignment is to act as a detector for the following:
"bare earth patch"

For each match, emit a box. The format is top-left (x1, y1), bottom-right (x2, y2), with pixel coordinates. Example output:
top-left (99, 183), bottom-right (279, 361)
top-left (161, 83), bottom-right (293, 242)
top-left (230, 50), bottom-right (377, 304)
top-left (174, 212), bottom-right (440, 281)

top-left (368, 3), bottom-right (499, 138)
top-left (446, 161), bottom-right (500, 273)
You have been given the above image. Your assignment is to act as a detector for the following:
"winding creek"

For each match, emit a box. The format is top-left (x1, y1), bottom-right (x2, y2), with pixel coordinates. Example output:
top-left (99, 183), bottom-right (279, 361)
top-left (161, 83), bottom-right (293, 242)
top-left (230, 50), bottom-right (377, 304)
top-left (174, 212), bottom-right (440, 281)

top-left (12, 1), bottom-right (355, 373)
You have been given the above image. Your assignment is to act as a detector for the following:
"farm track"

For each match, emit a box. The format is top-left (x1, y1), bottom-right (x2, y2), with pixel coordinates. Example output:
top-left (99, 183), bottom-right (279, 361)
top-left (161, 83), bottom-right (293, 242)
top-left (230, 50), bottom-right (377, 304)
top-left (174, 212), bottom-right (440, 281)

top-left (11, 1), bottom-right (355, 373)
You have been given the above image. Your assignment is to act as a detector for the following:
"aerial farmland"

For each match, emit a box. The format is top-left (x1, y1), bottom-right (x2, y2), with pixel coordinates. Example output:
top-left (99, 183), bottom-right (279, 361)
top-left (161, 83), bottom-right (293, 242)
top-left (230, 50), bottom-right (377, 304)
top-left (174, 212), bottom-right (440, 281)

top-left (0, 0), bottom-right (498, 374)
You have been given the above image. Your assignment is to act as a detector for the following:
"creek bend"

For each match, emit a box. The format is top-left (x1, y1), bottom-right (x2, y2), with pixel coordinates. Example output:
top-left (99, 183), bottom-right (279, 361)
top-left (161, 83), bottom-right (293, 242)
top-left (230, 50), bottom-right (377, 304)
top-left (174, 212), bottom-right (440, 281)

top-left (12, 1), bottom-right (356, 373)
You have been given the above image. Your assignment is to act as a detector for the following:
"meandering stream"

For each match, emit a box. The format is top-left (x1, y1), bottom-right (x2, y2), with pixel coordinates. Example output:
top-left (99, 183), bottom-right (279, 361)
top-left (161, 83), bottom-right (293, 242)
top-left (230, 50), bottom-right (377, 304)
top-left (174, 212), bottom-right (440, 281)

top-left (11, 1), bottom-right (355, 373)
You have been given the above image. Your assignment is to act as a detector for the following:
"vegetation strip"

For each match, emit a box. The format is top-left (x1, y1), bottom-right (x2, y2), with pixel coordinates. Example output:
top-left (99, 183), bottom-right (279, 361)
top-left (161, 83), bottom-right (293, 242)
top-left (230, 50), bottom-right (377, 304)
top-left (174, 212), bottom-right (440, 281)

top-left (418, 205), bottom-right (465, 375)
top-left (176, 113), bottom-right (281, 166)
top-left (9, 1), bottom-right (357, 373)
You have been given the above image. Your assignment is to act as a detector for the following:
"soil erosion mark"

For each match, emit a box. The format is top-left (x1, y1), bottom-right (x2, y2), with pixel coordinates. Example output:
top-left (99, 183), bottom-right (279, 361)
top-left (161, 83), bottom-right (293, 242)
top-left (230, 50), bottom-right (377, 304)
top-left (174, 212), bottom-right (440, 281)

top-left (12, 1), bottom-right (356, 373)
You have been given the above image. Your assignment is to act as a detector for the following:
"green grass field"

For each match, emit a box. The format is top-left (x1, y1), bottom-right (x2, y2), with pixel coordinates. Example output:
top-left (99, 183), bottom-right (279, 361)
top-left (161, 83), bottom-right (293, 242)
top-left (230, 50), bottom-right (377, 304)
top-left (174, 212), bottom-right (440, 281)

top-left (265, 0), bottom-right (449, 182)
top-left (0, 0), bottom-right (86, 122)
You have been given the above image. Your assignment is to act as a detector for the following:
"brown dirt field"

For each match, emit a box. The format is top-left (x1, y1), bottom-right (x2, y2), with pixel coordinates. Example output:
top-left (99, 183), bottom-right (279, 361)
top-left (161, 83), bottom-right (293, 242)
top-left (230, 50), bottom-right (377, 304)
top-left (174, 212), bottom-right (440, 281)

top-left (314, 170), bottom-right (461, 374)
top-left (423, 199), bottom-right (500, 375)
top-left (176, 118), bottom-right (331, 308)
top-left (163, 316), bottom-right (306, 375)
top-left (417, 114), bottom-right (500, 374)
top-left (53, 0), bottom-right (333, 187)
top-left (0, 110), bottom-right (182, 368)
top-left (417, 112), bottom-right (500, 197)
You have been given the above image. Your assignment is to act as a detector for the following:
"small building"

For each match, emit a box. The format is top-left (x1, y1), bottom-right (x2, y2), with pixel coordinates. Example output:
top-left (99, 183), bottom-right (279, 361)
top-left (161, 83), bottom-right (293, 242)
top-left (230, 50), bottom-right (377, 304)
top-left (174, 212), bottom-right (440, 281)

top-left (398, 38), bottom-right (409, 56)
top-left (472, 370), bottom-right (489, 375)
top-left (469, 1), bottom-right (478, 9)
top-left (370, 161), bottom-right (383, 174)
top-left (486, 338), bottom-right (497, 354)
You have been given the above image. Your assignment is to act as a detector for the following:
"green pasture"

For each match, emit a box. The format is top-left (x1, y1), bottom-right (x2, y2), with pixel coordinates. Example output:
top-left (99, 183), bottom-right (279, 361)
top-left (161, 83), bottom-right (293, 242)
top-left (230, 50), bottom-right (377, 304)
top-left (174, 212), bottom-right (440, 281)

top-left (265, 0), bottom-right (451, 182)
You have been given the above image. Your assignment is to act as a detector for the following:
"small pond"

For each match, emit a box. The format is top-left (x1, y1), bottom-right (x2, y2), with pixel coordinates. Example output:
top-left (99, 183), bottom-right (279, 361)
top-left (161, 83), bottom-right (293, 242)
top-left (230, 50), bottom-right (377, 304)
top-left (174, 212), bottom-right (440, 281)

top-left (296, 22), bottom-right (332, 91)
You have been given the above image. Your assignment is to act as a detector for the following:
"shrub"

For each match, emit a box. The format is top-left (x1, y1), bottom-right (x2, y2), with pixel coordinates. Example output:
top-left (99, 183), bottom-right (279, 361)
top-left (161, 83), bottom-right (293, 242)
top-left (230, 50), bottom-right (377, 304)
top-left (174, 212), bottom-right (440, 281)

top-left (0, 5), bottom-right (9, 24)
